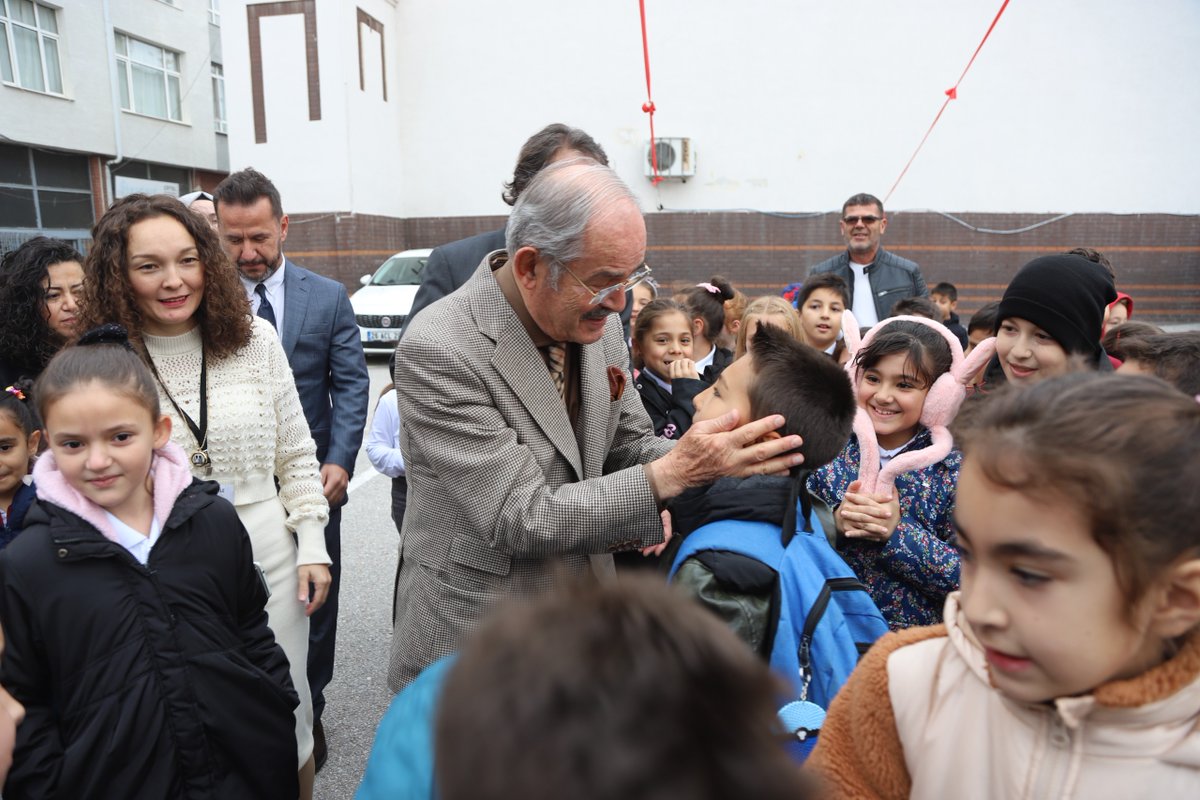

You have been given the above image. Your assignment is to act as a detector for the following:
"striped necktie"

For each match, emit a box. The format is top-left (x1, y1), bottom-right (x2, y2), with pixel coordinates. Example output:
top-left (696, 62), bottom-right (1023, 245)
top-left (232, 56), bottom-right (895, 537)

top-left (547, 343), bottom-right (566, 399)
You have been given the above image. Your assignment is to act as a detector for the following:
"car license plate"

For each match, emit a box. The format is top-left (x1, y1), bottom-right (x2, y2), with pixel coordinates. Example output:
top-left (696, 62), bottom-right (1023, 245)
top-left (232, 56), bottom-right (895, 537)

top-left (366, 329), bottom-right (400, 342)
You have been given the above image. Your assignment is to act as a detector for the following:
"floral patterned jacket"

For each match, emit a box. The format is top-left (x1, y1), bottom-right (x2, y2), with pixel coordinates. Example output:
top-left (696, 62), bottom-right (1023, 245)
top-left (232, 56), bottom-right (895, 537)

top-left (806, 428), bottom-right (960, 629)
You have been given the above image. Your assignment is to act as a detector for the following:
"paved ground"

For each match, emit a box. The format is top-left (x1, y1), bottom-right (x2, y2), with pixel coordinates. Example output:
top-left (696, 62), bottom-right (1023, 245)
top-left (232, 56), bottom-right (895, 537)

top-left (315, 352), bottom-right (399, 798)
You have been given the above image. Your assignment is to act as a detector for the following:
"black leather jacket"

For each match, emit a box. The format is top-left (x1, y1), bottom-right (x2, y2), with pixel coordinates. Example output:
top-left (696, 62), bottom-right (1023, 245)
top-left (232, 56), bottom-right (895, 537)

top-left (808, 247), bottom-right (929, 322)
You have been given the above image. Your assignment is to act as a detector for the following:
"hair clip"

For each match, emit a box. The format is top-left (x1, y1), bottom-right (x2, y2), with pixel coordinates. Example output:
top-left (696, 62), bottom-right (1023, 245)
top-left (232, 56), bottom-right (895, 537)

top-left (78, 323), bottom-right (135, 351)
top-left (697, 282), bottom-right (720, 294)
top-left (4, 385), bottom-right (25, 401)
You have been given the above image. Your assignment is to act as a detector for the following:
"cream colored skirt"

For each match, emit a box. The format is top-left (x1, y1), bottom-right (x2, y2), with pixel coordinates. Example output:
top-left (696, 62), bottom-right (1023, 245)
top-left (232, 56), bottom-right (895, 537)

top-left (235, 494), bottom-right (313, 766)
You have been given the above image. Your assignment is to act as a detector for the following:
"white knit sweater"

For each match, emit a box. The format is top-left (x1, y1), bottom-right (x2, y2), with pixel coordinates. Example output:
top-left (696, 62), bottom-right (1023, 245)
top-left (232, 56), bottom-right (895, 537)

top-left (142, 317), bottom-right (331, 565)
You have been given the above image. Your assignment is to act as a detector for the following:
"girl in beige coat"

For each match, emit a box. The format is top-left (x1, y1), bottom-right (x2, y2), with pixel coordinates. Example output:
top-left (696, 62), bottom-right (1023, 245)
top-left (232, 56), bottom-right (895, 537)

top-left (810, 372), bottom-right (1200, 798)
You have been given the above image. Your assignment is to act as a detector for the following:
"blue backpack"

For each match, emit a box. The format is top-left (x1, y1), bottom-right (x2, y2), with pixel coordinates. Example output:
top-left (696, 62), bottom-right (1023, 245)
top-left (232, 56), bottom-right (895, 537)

top-left (668, 514), bottom-right (888, 759)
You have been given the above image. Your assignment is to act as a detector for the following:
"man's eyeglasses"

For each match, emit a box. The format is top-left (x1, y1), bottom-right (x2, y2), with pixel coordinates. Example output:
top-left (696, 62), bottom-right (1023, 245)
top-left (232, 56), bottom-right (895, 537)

top-left (561, 263), bottom-right (654, 307)
top-left (842, 215), bottom-right (882, 225)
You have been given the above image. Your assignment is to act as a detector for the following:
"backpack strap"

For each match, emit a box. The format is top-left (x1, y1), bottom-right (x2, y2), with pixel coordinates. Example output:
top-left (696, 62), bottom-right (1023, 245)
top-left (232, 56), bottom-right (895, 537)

top-left (668, 519), bottom-right (786, 579)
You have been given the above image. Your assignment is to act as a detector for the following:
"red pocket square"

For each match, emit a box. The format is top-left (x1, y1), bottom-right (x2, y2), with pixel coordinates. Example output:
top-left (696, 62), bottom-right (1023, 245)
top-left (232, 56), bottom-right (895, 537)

top-left (607, 366), bottom-right (626, 401)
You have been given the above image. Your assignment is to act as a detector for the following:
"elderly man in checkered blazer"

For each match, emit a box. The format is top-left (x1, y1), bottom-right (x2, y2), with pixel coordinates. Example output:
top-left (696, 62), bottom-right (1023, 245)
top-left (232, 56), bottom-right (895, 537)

top-left (387, 159), bottom-right (806, 690)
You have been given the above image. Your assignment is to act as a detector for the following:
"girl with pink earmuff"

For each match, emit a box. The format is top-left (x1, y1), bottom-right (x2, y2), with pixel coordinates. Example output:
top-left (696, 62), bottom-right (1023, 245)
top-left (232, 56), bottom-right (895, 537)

top-left (807, 313), bottom-right (996, 629)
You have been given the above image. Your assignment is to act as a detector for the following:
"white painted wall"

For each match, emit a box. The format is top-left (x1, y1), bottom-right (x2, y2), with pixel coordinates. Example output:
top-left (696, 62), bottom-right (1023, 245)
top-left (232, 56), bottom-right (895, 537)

top-left (223, 0), bottom-right (1200, 216)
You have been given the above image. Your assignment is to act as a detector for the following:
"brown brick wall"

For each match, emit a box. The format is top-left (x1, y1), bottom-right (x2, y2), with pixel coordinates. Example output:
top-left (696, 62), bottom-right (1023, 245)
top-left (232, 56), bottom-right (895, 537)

top-left (285, 211), bottom-right (1200, 323)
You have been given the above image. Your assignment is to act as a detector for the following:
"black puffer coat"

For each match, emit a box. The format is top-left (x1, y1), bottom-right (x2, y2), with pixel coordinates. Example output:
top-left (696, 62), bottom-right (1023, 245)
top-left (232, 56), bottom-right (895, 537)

top-left (0, 480), bottom-right (299, 799)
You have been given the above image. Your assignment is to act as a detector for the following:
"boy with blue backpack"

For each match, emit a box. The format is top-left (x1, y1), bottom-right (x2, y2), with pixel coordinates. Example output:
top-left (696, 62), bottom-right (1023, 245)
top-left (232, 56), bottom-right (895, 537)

top-left (667, 324), bottom-right (889, 757)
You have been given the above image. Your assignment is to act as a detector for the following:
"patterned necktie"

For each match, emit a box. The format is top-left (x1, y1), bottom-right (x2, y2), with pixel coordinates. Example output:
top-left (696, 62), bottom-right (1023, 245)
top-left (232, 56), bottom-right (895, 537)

top-left (547, 343), bottom-right (566, 400)
top-left (255, 283), bottom-right (277, 329)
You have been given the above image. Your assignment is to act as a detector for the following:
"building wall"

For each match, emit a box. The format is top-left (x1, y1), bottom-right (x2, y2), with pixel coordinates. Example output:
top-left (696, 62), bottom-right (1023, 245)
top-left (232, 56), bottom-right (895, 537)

top-left (282, 210), bottom-right (1198, 323)
top-left (224, 0), bottom-right (1200, 215)
top-left (215, 0), bottom-right (1198, 322)
top-left (0, 2), bottom-right (117, 158)
top-left (1, 0), bottom-right (231, 248)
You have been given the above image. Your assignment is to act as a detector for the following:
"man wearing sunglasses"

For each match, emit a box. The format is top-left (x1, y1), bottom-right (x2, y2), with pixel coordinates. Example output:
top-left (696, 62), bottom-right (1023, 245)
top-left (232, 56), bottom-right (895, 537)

top-left (387, 159), bottom-right (807, 691)
top-left (807, 192), bottom-right (928, 330)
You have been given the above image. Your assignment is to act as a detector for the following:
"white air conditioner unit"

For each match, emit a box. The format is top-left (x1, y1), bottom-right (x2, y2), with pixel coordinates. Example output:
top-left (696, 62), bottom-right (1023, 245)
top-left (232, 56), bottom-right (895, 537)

top-left (644, 137), bottom-right (695, 180)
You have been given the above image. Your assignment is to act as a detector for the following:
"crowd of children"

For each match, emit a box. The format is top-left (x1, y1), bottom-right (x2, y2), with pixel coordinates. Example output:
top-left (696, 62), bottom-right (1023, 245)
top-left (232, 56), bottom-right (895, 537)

top-left (605, 248), bottom-right (1200, 796)
top-left (3, 240), bottom-right (1200, 797)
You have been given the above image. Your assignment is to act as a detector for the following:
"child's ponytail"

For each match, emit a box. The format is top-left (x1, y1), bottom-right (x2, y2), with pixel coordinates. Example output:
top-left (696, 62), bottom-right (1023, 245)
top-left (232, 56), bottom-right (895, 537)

top-left (0, 380), bottom-right (41, 437)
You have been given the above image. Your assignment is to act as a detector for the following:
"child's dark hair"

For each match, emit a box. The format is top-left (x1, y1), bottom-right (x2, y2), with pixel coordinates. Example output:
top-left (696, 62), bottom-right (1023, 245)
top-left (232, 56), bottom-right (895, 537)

top-left (931, 282), bottom-right (958, 302)
top-left (34, 326), bottom-right (162, 424)
top-left (967, 301), bottom-right (1000, 335)
top-left (1101, 319), bottom-right (1162, 361)
top-left (631, 298), bottom-right (692, 364)
top-left (0, 380), bottom-right (41, 438)
top-left (680, 276), bottom-right (736, 341)
top-left (1120, 332), bottom-right (1200, 396)
top-left (957, 372), bottom-right (1200, 607)
top-left (890, 296), bottom-right (939, 320)
top-left (436, 574), bottom-right (812, 800)
top-left (1066, 246), bottom-right (1116, 281)
top-left (854, 320), bottom-right (954, 390)
top-left (796, 272), bottom-right (850, 308)
top-left (748, 323), bottom-right (856, 471)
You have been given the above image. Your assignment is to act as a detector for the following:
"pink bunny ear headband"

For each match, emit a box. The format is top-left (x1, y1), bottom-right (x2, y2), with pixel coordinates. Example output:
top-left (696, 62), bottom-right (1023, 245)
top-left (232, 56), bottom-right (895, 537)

top-left (839, 312), bottom-right (997, 496)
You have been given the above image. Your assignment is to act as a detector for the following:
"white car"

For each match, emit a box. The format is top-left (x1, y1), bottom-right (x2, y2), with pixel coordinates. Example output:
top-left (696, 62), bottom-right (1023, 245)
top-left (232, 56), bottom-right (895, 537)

top-left (351, 248), bottom-right (432, 350)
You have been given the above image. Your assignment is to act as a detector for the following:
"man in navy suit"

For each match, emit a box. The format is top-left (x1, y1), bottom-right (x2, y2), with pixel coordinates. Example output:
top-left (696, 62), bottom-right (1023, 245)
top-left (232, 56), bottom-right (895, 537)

top-left (400, 124), bottom-right (612, 338)
top-left (214, 168), bottom-right (369, 772)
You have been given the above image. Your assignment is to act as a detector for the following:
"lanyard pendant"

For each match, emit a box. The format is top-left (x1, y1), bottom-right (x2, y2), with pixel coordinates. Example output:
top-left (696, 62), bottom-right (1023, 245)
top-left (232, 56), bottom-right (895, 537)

top-left (191, 449), bottom-right (212, 476)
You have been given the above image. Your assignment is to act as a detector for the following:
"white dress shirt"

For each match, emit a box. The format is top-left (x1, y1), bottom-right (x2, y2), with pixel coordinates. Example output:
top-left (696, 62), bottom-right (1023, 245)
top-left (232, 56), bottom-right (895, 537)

top-left (241, 259), bottom-right (287, 335)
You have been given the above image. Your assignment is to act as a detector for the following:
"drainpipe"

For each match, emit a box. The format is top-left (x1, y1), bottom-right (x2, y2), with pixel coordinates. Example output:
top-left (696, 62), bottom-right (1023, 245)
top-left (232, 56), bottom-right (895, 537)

top-left (101, 0), bottom-right (123, 206)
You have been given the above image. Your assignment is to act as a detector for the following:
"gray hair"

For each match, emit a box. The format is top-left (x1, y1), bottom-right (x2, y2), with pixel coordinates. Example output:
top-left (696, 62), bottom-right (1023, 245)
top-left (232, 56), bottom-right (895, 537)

top-left (505, 158), bottom-right (640, 289)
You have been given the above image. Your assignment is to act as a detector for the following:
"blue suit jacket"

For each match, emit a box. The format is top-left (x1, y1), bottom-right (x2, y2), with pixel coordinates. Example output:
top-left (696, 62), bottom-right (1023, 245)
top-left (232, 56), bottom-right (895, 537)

top-left (279, 258), bottom-right (370, 475)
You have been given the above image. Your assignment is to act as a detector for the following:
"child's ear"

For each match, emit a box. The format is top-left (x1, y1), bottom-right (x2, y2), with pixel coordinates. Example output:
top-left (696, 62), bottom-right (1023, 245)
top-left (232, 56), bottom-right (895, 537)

top-left (153, 415), bottom-right (172, 450)
top-left (1149, 557), bottom-right (1200, 639)
top-left (755, 429), bottom-right (782, 446)
top-left (27, 429), bottom-right (41, 453)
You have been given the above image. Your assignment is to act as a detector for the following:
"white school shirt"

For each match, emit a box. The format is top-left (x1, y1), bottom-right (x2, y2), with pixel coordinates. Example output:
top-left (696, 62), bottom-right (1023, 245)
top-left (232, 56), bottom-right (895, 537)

top-left (365, 389), bottom-right (406, 478)
top-left (105, 512), bottom-right (163, 565)
top-left (877, 433), bottom-right (918, 470)
top-left (694, 343), bottom-right (717, 374)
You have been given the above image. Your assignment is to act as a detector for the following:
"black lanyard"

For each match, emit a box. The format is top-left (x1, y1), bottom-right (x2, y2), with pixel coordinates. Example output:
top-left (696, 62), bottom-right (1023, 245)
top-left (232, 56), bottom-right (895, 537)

top-left (149, 350), bottom-right (210, 472)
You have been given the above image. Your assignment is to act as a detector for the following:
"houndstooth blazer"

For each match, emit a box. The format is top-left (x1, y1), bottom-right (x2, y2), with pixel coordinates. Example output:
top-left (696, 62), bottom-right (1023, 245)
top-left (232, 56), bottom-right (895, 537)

top-left (387, 256), bottom-right (675, 690)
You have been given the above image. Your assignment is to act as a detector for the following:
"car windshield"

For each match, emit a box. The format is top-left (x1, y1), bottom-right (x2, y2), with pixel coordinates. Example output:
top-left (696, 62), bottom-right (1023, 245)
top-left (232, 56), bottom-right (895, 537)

top-left (371, 255), bottom-right (427, 286)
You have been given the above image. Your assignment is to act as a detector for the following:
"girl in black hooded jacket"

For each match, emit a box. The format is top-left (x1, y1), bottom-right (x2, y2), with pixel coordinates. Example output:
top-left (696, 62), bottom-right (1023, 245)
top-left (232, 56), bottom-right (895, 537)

top-left (0, 332), bottom-right (298, 799)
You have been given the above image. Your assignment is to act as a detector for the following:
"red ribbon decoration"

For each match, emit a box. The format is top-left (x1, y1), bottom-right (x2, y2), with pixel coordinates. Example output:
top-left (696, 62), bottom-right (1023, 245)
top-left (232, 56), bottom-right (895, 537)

top-left (639, 0), bottom-right (663, 185)
top-left (884, 0), bottom-right (1011, 204)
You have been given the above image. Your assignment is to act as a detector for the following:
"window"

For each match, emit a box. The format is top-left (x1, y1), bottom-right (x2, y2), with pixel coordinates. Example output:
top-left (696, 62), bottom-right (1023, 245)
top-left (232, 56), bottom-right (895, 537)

top-left (0, 143), bottom-right (93, 230)
top-left (115, 32), bottom-right (182, 121)
top-left (211, 62), bottom-right (226, 133)
top-left (208, 0), bottom-right (220, 26)
top-left (0, 0), bottom-right (64, 94)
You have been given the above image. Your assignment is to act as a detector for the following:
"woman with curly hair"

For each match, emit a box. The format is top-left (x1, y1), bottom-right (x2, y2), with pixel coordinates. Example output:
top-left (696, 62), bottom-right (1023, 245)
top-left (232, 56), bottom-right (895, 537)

top-left (77, 193), bottom-right (331, 797)
top-left (0, 237), bottom-right (84, 387)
